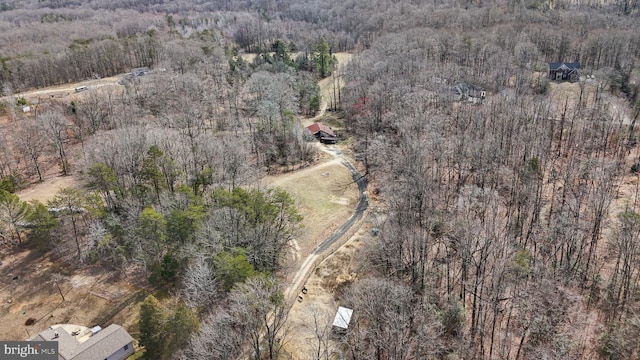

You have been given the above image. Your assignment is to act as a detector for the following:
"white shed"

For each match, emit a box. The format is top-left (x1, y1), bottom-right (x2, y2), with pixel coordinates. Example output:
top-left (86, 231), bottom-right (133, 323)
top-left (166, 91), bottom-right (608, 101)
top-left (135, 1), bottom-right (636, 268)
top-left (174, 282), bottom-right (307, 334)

top-left (332, 306), bottom-right (353, 330)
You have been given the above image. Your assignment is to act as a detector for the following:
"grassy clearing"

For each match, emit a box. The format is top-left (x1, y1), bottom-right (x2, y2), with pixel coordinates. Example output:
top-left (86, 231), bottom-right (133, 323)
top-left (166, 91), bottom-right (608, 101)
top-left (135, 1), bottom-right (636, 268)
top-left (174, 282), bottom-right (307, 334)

top-left (321, 112), bottom-right (345, 129)
top-left (548, 80), bottom-right (599, 113)
top-left (263, 156), bottom-right (358, 248)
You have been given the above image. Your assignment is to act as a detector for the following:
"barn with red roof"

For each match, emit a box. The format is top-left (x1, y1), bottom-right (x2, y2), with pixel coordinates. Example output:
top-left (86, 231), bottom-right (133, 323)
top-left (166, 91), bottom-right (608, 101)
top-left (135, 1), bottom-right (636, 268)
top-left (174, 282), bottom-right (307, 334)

top-left (304, 122), bottom-right (337, 144)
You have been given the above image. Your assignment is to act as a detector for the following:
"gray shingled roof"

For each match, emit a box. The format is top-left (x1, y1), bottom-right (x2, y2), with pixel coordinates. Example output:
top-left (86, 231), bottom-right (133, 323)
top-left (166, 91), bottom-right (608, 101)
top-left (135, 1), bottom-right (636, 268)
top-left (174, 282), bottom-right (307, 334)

top-left (549, 62), bottom-right (581, 70)
top-left (29, 324), bottom-right (133, 360)
top-left (71, 324), bottom-right (133, 360)
top-left (29, 327), bottom-right (77, 360)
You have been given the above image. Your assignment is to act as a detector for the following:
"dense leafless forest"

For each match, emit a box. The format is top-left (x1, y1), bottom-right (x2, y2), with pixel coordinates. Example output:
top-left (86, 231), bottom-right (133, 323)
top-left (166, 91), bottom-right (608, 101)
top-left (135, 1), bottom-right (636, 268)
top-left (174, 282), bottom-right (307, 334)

top-left (1, 0), bottom-right (640, 358)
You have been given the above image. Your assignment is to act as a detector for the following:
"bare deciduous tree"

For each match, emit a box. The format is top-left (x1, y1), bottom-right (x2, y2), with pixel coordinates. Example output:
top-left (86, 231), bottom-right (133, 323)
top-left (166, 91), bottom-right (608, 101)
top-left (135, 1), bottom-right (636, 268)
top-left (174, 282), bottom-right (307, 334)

top-left (14, 120), bottom-right (47, 182)
top-left (180, 256), bottom-right (219, 308)
top-left (39, 109), bottom-right (71, 176)
top-left (228, 276), bottom-right (289, 360)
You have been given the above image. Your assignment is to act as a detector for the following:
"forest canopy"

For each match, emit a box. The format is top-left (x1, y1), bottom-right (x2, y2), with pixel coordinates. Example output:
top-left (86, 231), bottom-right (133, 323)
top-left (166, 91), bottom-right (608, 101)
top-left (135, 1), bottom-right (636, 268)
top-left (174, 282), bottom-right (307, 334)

top-left (1, 0), bottom-right (639, 358)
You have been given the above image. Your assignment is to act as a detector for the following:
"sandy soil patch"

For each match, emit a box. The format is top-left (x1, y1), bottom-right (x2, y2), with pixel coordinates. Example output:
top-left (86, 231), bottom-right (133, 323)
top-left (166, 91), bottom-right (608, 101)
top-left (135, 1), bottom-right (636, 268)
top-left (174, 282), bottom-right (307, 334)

top-left (17, 175), bottom-right (79, 203)
top-left (282, 224), bottom-right (369, 359)
top-left (0, 247), bottom-right (144, 341)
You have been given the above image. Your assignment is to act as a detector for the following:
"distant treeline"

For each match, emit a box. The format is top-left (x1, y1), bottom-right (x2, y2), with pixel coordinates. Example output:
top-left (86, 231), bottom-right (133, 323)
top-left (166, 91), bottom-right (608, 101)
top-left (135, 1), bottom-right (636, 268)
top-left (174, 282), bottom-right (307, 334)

top-left (0, 34), bottom-right (160, 92)
top-left (3, 0), bottom-right (637, 94)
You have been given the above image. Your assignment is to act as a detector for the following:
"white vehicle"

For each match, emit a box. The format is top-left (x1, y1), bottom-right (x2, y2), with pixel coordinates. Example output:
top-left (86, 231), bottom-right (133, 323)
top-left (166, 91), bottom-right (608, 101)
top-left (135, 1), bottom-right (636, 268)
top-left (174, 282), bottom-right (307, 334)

top-left (74, 86), bottom-right (89, 92)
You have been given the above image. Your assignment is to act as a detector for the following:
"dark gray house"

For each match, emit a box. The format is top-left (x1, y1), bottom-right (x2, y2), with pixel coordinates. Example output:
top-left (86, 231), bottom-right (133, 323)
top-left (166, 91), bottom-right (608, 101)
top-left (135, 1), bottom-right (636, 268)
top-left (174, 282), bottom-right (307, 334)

top-left (452, 83), bottom-right (486, 104)
top-left (549, 62), bottom-right (580, 82)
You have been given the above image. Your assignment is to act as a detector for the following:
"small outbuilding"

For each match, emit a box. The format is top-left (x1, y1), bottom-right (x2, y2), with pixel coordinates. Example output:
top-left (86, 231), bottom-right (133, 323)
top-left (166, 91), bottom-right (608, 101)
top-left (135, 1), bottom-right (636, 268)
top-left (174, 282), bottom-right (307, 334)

top-left (332, 306), bottom-right (353, 330)
top-left (304, 123), bottom-right (337, 144)
top-left (549, 62), bottom-right (580, 82)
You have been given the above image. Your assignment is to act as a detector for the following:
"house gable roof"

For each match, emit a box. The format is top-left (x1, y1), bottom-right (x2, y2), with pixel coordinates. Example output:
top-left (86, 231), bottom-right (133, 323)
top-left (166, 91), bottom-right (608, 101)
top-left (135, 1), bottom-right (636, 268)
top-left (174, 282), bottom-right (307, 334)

top-left (30, 327), bottom-right (76, 360)
top-left (71, 324), bottom-right (133, 360)
top-left (29, 324), bottom-right (133, 360)
top-left (453, 82), bottom-right (483, 96)
top-left (549, 62), bottom-right (581, 71)
top-left (304, 123), bottom-right (335, 137)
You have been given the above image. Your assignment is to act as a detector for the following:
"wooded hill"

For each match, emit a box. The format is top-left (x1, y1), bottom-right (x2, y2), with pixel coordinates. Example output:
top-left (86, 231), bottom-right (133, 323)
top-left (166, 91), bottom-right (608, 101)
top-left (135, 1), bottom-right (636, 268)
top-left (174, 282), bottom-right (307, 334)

top-left (1, 0), bottom-right (640, 359)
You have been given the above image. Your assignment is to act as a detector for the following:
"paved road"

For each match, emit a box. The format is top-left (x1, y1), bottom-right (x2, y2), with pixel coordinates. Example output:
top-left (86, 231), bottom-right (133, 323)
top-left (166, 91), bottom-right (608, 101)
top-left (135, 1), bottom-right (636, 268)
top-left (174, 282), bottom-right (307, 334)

top-left (284, 144), bottom-right (368, 302)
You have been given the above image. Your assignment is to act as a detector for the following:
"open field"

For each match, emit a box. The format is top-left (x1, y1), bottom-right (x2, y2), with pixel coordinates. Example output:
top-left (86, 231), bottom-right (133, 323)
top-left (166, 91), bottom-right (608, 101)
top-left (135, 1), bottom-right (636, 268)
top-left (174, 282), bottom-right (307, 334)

top-left (263, 151), bottom-right (359, 266)
top-left (2, 75), bottom-right (125, 106)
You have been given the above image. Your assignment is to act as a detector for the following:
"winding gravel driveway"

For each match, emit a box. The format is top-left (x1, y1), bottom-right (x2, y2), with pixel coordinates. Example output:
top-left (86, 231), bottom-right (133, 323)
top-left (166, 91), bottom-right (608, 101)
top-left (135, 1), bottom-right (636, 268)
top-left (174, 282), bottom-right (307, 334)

top-left (284, 144), bottom-right (368, 303)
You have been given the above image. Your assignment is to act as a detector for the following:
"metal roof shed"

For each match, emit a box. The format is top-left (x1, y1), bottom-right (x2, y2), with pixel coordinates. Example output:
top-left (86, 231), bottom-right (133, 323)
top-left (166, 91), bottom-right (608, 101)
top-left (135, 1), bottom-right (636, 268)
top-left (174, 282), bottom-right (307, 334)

top-left (332, 306), bottom-right (353, 330)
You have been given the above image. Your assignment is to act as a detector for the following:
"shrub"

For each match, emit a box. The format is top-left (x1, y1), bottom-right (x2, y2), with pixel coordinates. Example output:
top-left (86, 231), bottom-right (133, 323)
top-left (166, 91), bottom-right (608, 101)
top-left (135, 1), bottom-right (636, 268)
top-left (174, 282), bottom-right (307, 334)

top-left (534, 77), bottom-right (550, 95)
top-left (441, 297), bottom-right (465, 337)
top-left (149, 253), bottom-right (181, 289)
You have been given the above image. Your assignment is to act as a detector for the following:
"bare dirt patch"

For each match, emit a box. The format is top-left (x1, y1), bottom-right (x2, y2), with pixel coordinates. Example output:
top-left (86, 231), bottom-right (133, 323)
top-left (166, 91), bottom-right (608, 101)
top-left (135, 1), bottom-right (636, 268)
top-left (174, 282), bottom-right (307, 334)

top-left (0, 246), bottom-right (145, 341)
top-left (17, 175), bottom-right (79, 203)
top-left (282, 225), bottom-right (369, 359)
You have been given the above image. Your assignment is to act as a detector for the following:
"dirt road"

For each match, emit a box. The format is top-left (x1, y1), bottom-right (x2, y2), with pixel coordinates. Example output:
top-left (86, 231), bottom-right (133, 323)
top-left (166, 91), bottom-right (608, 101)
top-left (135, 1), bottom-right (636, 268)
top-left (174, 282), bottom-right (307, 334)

top-left (3, 75), bottom-right (126, 104)
top-left (284, 144), bottom-right (368, 303)
top-left (280, 53), bottom-right (365, 357)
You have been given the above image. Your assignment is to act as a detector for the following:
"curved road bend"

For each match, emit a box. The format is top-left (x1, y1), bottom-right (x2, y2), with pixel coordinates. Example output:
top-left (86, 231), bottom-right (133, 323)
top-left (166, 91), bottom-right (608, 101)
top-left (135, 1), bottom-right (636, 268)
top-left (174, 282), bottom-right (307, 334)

top-left (285, 144), bottom-right (368, 302)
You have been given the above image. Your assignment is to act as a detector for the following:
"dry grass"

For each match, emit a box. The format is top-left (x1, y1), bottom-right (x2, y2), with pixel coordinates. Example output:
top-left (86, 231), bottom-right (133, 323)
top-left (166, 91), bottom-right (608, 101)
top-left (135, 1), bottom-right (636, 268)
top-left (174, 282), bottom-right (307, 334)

top-left (263, 152), bottom-right (359, 257)
top-left (318, 53), bottom-right (353, 105)
top-left (547, 79), bottom-right (600, 114)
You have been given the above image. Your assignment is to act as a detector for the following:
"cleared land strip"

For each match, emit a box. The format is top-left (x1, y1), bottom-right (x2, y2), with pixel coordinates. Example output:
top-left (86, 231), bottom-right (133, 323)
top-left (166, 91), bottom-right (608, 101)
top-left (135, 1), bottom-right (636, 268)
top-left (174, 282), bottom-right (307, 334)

top-left (284, 144), bottom-right (368, 306)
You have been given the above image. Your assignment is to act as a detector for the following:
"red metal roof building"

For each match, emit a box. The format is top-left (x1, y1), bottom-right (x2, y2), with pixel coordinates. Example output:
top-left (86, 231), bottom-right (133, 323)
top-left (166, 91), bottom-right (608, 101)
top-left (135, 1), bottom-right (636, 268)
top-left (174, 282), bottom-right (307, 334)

top-left (304, 123), bottom-right (335, 137)
top-left (304, 123), bottom-right (337, 144)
